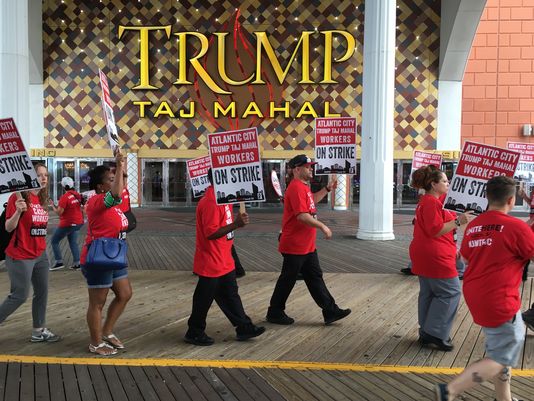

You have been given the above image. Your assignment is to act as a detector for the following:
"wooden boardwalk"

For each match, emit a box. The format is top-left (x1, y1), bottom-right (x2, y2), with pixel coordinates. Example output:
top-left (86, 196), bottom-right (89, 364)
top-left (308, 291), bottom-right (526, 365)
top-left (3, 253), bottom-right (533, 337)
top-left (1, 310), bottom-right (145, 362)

top-left (1, 207), bottom-right (534, 400)
top-left (1, 361), bottom-right (534, 401)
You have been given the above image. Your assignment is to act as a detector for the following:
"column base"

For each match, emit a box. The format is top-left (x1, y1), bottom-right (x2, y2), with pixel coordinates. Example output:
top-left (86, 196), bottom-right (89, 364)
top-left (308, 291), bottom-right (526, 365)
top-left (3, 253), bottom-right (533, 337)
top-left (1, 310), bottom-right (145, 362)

top-left (333, 206), bottom-right (348, 211)
top-left (356, 229), bottom-right (395, 241)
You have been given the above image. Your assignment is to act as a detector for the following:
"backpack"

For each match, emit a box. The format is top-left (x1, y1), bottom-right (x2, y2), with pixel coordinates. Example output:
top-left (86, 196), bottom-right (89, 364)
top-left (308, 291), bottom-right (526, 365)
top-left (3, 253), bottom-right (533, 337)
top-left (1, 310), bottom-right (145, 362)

top-left (0, 202), bottom-right (14, 261)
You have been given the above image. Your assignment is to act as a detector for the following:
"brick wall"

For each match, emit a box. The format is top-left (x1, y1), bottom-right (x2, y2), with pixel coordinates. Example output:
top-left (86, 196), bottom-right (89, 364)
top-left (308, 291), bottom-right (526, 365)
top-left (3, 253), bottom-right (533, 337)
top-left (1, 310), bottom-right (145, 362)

top-left (462, 0), bottom-right (534, 148)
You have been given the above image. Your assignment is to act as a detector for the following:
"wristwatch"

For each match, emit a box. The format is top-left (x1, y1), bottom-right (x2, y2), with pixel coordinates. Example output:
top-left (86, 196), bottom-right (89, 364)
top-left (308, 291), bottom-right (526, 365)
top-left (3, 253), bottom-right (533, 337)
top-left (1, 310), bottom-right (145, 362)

top-left (455, 218), bottom-right (461, 227)
top-left (325, 186), bottom-right (331, 193)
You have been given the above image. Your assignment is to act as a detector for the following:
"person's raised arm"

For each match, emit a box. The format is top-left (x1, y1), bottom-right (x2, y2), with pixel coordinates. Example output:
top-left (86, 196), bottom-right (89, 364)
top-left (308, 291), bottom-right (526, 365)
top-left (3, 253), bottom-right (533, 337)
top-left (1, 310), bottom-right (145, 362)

top-left (110, 149), bottom-right (125, 199)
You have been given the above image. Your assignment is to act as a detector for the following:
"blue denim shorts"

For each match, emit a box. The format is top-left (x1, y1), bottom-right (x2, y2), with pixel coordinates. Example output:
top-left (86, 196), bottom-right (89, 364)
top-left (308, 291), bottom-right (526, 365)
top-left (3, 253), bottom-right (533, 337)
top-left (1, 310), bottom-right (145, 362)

top-left (81, 265), bottom-right (128, 289)
top-left (483, 311), bottom-right (525, 367)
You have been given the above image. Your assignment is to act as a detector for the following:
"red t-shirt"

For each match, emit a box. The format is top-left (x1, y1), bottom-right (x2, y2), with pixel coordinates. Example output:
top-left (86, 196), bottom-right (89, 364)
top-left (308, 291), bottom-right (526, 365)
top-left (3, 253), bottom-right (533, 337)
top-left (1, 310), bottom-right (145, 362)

top-left (5, 193), bottom-right (48, 260)
top-left (193, 186), bottom-right (235, 277)
top-left (118, 188), bottom-right (130, 213)
top-left (409, 194), bottom-right (457, 278)
top-left (279, 179), bottom-right (317, 255)
top-left (460, 210), bottom-right (534, 327)
top-left (80, 193), bottom-right (129, 265)
top-left (58, 190), bottom-right (83, 228)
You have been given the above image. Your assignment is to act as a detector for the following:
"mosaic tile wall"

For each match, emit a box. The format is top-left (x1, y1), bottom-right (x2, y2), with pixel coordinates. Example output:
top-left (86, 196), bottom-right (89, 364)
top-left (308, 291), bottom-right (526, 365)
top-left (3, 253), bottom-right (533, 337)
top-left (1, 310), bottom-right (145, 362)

top-left (43, 0), bottom-right (440, 153)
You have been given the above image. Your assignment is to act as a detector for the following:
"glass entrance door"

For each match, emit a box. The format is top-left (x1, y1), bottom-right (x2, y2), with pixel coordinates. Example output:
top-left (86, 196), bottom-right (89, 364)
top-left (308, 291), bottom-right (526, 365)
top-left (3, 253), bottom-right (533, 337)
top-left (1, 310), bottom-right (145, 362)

top-left (168, 161), bottom-right (188, 205)
top-left (142, 161), bottom-right (164, 205)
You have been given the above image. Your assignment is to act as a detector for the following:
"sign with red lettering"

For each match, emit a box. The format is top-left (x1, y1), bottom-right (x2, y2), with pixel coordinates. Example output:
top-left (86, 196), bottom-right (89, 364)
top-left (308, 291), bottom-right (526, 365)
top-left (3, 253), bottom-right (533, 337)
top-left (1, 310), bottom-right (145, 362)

top-left (208, 128), bottom-right (265, 205)
top-left (507, 141), bottom-right (534, 181)
top-left (99, 69), bottom-right (120, 154)
top-left (412, 151), bottom-right (442, 170)
top-left (186, 155), bottom-right (212, 198)
top-left (0, 118), bottom-right (40, 194)
top-left (444, 141), bottom-right (520, 214)
top-left (314, 117), bottom-right (357, 175)
top-left (271, 169), bottom-right (283, 198)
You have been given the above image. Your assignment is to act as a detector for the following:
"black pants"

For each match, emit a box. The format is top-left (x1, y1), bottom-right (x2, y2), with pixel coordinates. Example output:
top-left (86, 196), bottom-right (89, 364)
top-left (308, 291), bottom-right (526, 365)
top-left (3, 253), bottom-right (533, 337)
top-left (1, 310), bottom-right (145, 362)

top-left (269, 250), bottom-right (337, 314)
top-left (231, 245), bottom-right (245, 275)
top-left (187, 270), bottom-right (251, 335)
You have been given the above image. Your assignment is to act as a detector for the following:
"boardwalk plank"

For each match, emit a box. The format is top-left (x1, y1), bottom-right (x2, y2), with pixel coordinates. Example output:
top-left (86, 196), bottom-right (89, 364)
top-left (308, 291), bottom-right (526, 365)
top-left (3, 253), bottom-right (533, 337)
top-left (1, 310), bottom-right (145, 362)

top-left (20, 363), bottom-right (34, 401)
top-left (115, 365), bottom-right (144, 401)
top-left (0, 362), bottom-right (7, 401)
top-left (185, 368), bottom-right (224, 401)
top-left (143, 366), bottom-right (176, 401)
top-left (74, 364), bottom-right (97, 401)
top-left (129, 366), bottom-right (160, 401)
top-left (100, 365), bottom-right (129, 401)
top-left (4, 363), bottom-right (21, 401)
top-left (211, 368), bottom-right (255, 401)
top-left (34, 363), bottom-right (50, 401)
top-left (169, 367), bottom-right (208, 401)
top-left (48, 364), bottom-right (66, 401)
top-left (241, 369), bottom-right (286, 401)
top-left (258, 368), bottom-right (321, 401)
top-left (87, 365), bottom-right (112, 401)
top-left (155, 366), bottom-right (192, 401)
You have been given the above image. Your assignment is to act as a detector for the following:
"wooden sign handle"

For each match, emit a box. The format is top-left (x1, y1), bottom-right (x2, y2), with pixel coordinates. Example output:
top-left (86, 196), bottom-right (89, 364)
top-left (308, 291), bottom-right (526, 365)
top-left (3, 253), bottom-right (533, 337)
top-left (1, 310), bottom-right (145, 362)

top-left (239, 202), bottom-right (246, 214)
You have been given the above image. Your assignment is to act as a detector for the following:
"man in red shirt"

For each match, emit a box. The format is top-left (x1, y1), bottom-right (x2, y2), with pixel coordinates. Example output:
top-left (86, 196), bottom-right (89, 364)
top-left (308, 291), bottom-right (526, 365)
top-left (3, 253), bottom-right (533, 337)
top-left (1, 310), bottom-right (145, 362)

top-left (435, 176), bottom-right (534, 401)
top-left (266, 155), bottom-right (351, 325)
top-left (185, 169), bottom-right (265, 346)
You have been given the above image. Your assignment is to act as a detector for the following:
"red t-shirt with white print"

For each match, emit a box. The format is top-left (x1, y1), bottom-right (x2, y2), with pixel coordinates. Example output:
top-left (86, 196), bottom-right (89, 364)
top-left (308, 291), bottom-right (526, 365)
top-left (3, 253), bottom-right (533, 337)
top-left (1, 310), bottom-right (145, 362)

top-left (279, 179), bottom-right (317, 255)
top-left (58, 190), bottom-right (83, 228)
top-left (193, 186), bottom-right (235, 277)
top-left (460, 210), bottom-right (534, 327)
top-left (5, 192), bottom-right (48, 260)
top-left (80, 193), bottom-right (128, 265)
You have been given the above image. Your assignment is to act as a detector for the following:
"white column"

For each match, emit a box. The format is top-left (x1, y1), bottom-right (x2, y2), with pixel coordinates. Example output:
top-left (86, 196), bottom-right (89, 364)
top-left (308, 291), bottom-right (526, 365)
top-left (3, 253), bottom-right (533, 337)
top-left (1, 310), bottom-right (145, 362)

top-left (28, 0), bottom-right (44, 149)
top-left (0, 1), bottom-right (29, 144)
top-left (0, 1), bottom-right (30, 207)
top-left (127, 152), bottom-right (139, 207)
top-left (333, 175), bottom-right (350, 210)
top-left (357, 0), bottom-right (396, 241)
top-left (437, 80), bottom-right (462, 151)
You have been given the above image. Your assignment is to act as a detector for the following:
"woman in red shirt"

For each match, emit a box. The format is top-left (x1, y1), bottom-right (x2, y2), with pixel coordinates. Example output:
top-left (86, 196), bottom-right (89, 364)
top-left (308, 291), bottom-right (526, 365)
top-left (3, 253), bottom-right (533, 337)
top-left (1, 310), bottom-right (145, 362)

top-left (80, 150), bottom-right (132, 356)
top-left (409, 165), bottom-right (471, 351)
top-left (50, 177), bottom-right (84, 270)
top-left (0, 163), bottom-right (60, 343)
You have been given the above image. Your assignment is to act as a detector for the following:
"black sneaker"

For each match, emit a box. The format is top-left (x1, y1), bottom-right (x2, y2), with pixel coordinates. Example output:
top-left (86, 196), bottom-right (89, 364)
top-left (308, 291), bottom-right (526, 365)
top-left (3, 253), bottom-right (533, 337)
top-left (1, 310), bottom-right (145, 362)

top-left (184, 332), bottom-right (214, 346)
top-left (434, 383), bottom-right (448, 401)
top-left (522, 309), bottom-right (534, 331)
top-left (419, 331), bottom-right (454, 351)
top-left (49, 262), bottom-right (65, 271)
top-left (236, 324), bottom-right (266, 341)
top-left (324, 308), bottom-right (351, 325)
top-left (69, 264), bottom-right (80, 270)
top-left (400, 267), bottom-right (414, 275)
top-left (266, 310), bottom-right (295, 325)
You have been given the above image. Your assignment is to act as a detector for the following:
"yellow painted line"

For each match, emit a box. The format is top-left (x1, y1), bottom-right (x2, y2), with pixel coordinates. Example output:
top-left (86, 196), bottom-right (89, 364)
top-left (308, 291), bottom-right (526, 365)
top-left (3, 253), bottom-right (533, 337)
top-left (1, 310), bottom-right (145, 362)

top-left (0, 355), bottom-right (534, 376)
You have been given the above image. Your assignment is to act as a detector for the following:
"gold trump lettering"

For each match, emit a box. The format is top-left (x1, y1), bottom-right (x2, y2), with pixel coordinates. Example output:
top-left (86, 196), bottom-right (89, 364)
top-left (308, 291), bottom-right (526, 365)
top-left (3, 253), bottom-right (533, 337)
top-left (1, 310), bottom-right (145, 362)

top-left (118, 25), bottom-right (355, 94)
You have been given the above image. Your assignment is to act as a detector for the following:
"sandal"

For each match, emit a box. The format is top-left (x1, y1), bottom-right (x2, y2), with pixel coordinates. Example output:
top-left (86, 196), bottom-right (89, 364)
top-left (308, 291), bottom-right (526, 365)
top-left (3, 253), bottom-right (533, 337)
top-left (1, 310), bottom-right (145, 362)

top-left (103, 334), bottom-right (125, 349)
top-left (89, 342), bottom-right (117, 356)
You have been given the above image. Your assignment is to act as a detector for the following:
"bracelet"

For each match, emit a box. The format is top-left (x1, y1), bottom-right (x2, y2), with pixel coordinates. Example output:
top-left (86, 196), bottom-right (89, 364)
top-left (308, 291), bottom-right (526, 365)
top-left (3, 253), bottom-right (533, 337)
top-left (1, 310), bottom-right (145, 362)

top-left (325, 186), bottom-right (331, 193)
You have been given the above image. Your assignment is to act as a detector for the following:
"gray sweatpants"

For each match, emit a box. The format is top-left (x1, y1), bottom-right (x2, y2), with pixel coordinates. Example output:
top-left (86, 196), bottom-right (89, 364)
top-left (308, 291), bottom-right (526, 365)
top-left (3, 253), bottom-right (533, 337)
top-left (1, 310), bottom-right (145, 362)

top-left (0, 253), bottom-right (49, 328)
top-left (418, 276), bottom-right (461, 341)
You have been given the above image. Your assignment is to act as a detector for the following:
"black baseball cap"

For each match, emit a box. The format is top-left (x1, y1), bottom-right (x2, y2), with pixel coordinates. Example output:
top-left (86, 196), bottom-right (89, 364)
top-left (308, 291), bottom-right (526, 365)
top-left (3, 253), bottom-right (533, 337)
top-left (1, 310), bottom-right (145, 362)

top-left (288, 154), bottom-right (317, 168)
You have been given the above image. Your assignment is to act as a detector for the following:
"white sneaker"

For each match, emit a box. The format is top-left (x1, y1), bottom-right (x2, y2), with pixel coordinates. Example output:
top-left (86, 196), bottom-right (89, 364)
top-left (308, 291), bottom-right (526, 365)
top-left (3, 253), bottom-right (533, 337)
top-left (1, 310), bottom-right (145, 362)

top-left (31, 328), bottom-right (61, 342)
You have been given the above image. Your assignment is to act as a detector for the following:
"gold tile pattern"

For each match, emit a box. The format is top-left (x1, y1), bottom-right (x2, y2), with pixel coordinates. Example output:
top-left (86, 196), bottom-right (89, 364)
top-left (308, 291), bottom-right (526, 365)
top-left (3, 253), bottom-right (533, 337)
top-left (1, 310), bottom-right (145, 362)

top-left (43, 0), bottom-right (440, 153)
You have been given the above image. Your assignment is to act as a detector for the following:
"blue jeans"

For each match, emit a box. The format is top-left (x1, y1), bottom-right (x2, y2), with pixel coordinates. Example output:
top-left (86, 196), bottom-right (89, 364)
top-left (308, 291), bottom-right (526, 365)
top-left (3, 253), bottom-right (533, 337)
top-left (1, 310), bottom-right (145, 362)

top-left (51, 224), bottom-right (83, 264)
